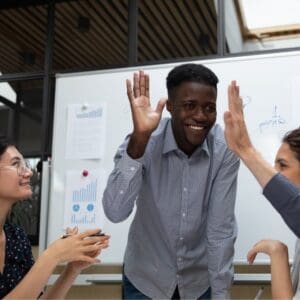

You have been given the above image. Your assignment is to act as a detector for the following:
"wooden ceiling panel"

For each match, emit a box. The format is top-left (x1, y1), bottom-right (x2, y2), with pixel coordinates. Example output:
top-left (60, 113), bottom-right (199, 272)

top-left (0, 0), bottom-right (217, 74)
top-left (0, 5), bottom-right (46, 73)
top-left (137, 0), bottom-right (217, 63)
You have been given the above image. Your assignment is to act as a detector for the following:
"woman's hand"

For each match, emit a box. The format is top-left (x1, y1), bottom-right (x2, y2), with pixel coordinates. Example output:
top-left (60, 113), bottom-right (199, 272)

top-left (45, 228), bottom-right (110, 265)
top-left (64, 227), bottom-right (109, 273)
top-left (224, 80), bottom-right (253, 156)
top-left (247, 239), bottom-right (288, 264)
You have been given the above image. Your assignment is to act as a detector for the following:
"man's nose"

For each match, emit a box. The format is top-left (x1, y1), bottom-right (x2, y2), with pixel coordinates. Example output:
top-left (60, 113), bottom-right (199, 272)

top-left (194, 106), bottom-right (207, 119)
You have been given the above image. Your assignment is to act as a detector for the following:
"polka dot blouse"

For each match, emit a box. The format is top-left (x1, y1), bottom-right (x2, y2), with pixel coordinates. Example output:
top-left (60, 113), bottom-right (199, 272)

top-left (0, 223), bottom-right (34, 298)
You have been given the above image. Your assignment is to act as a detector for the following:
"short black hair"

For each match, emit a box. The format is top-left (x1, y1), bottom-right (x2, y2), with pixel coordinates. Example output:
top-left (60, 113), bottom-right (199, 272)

top-left (0, 135), bottom-right (15, 159)
top-left (166, 63), bottom-right (219, 99)
top-left (282, 127), bottom-right (300, 161)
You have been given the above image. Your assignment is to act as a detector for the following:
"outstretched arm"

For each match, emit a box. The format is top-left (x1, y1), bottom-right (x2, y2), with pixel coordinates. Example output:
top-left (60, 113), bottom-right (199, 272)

top-left (4, 228), bottom-right (107, 299)
top-left (126, 70), bottom-right (167, 158)
top-left (224, 81), bottom-right (300, 238)
top-left (247, 239), bottom-right (293, 299)
top-left (224, 81), bottom-right (277, 188)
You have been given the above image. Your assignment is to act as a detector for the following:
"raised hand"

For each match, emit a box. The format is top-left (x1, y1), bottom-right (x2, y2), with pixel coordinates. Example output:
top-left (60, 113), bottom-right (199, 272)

top-left (224, 80), bottom-right (253, 156)
top-left (126, 70), bottom-right (167, 136)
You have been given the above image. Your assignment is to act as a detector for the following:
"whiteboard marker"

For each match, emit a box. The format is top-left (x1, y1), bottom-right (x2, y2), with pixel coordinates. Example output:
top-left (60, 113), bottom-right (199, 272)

top-left (61, 232), bottom-right (106, 239)
top-left (254, 287), bottom-right (264, 300)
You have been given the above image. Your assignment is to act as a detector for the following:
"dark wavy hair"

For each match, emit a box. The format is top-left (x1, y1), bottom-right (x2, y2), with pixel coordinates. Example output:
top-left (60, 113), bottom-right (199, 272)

top-left (0, 135), bottom-right (15, 159)
top-left (166, 63), bottom-right (219, 99)
top-left (282, 128), bottom-right (300, 161)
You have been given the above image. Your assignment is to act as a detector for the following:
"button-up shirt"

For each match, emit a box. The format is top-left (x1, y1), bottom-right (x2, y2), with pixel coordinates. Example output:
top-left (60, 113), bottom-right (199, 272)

top-left (103, 118), bottom-right (239, 299)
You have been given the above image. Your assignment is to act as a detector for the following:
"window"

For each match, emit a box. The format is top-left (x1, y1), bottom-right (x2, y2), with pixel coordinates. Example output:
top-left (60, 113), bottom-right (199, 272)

top-left (225, 0), bottom-right (300, 53)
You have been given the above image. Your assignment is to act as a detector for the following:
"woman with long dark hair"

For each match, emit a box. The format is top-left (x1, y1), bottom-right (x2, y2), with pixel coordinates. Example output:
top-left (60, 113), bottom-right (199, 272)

top-left (0, 136), bottom-right (109, 299)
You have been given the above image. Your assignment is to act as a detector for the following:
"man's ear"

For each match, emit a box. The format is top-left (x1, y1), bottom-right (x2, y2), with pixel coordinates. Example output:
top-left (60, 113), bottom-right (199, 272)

top-left (166, 99), bottom-right (172, 113)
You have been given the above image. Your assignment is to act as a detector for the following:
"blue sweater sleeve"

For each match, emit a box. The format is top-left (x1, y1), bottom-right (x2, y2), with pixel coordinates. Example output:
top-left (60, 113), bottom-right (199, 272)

top-left (263, 173), bottom-right (300, 237)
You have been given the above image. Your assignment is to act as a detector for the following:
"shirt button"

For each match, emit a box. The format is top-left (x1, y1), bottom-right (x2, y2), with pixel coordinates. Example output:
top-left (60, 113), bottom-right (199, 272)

top-left (182, 213), bottom-right (186, 217)
top-left (176, 274), bottom-right (180, 279)
top-left (130, 167), bottom-right (135, 171)
top-left (178, 257), bottom-right (182, 262)
top-left (180, 237), bottom-right (183, 241)
top-left (120, 190), bottom-right (124, 194)
top-left (183, 187), bottom-right (187, 192)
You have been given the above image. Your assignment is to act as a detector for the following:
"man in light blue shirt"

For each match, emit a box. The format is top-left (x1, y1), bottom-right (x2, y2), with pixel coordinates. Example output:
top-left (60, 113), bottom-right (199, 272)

top-left (103, 64), bottom-right (240, 299)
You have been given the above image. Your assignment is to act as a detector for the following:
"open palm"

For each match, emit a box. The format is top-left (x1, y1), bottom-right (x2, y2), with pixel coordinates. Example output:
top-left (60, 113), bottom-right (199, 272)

top-left (127, 70), bottom-right (166, 135)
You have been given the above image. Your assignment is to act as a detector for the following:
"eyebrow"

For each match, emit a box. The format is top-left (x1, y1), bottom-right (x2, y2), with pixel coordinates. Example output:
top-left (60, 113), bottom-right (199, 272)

top-left (10, 157), bottom-right (21, 163)
top-left (276, 158), bottom-right (287, 164)
top-left (182, 99), bottom-right (216, 104)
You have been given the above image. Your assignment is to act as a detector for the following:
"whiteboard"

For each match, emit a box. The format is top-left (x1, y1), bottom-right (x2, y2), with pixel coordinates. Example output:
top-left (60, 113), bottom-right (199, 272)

top-left (47, 51), bottom-right (300, 265)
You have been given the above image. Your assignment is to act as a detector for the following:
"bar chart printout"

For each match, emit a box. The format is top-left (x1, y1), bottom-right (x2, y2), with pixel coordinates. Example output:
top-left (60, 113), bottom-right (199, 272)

top-left (63, 169), bottom-right (106, 230)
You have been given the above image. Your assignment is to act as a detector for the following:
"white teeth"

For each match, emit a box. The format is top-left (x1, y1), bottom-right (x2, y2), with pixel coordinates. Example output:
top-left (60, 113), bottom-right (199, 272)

top-left (189, 125), bottom-right (204, 130)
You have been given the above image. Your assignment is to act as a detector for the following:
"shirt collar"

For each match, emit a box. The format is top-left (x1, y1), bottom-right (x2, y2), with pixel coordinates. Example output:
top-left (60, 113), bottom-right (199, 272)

top-left (162, 120), bottom-right (210, 157)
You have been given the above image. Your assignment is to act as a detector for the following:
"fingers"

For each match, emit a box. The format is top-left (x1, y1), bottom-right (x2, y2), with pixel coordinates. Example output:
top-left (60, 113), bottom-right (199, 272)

top-left (127, 79), bottom-right (134, 105)
top-left (145, 73), bottom-right (149, 98)
top-left (228, 80), bottom-right (243, 114)
top-left (59, 232), bottom-right (109, 264)
top-left (246, 240), bottom-right (266, 264)
top-left (155, 97), bottom-right (167, 115)
top-left (87, 249), bottom-right (102, 258)
top-left (228, 80), bottom-right (236, 112)
top-left (78, 228), bottom-right (102, 239)
top-left (83, 243), bottom-right (107, 252)
top-left (66, 226), bottom-right (78, 235)
top-left (140, 70), bottom-right (146, 96)
top-left (76, 255), bottom-right (100, 264)
top-left (247, 248), bottom-right (257, 264)
top-left (127, 70), bottom-right (149, 101)
top-left (223, 111), bottom-right (233, 128)
top-left (81, 235), bottom-right (110, 246)
top-left (133, 72), bottom-right (140, 98)
top-left (140, 71), bottom-right (149, 98)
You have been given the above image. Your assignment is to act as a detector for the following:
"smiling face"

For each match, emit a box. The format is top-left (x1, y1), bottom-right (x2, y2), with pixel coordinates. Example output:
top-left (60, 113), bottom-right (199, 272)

top-left (275, 143), bottom-right (300, 186)
top-left (166, 81), bottom-right (217, 156)
top-left (0, 146), bottom-right (33, 203)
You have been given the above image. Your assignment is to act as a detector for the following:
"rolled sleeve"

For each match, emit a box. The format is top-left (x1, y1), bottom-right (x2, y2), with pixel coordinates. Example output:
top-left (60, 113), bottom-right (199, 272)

top-left (206, 150), bottom-right (240, 299)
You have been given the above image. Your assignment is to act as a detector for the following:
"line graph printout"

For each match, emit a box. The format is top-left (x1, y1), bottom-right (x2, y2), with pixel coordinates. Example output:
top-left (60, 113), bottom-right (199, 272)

top-left (63, 169), bottom-right (106, 231)
top-left (65, 103), bottom-right (107, 159)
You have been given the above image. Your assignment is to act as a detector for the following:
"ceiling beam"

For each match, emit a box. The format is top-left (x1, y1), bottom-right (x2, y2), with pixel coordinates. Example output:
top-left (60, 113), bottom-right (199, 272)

top-left (0, 0), bottom-right (75, 10)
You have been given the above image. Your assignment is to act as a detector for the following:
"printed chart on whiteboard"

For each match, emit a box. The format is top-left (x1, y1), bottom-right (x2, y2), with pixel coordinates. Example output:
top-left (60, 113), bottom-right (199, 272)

top-left (63, 169), bottom-right (107, 230)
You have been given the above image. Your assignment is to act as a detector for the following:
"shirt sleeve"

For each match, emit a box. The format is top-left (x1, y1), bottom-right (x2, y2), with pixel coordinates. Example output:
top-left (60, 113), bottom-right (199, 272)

top-left (263, 173), bottom-right (300, 238)
top-left (206, 149), bottom-right (240, 299)
top-left (102, 137), bottom-right (147, 223)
